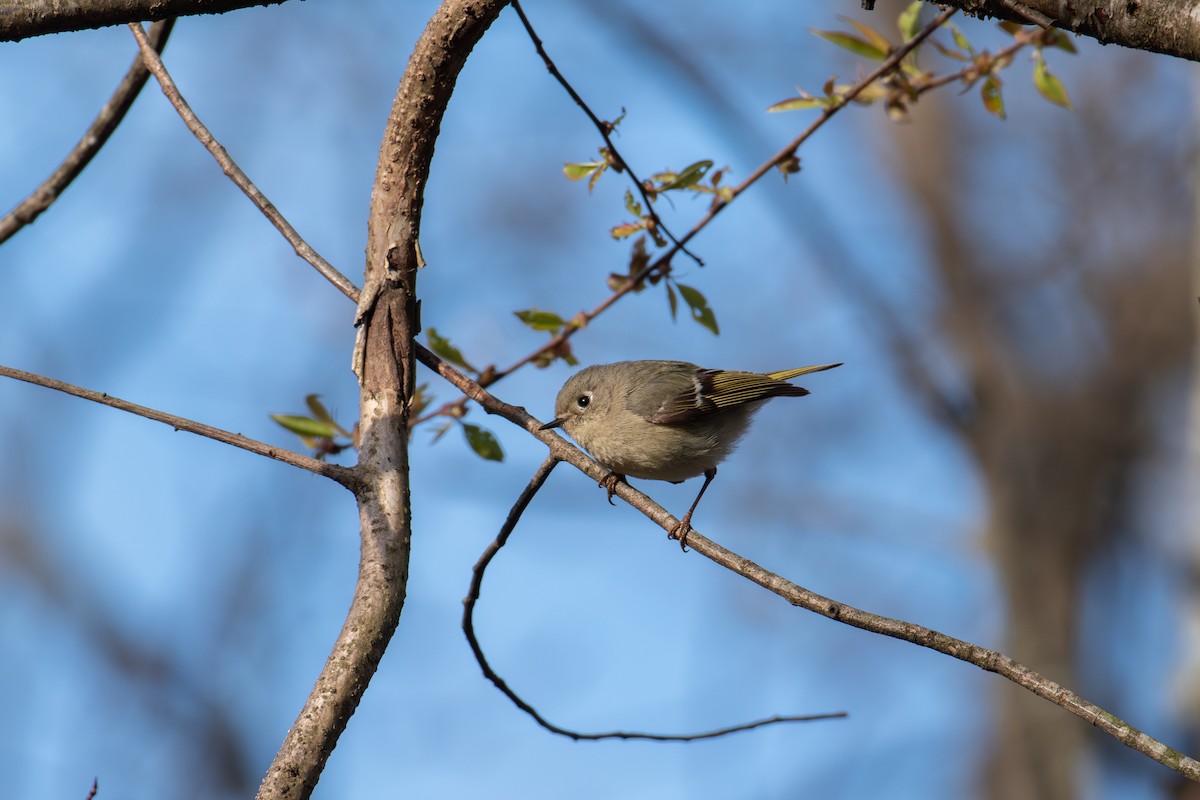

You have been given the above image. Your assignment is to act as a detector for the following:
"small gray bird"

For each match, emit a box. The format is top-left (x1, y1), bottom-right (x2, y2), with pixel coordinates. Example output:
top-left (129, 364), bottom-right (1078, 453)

top-left (541, 360), bottom-right (841, 549)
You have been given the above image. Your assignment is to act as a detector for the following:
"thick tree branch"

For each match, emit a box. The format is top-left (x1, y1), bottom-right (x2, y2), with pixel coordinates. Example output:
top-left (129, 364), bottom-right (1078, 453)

top-left (415, 343), bottom-right (1200, 784)
top-left (0, 20), bottom-right (173, 244)
top-left (254, 2), bottom-right (511, 798)
top-left (939, 0), bottom-right (1200, 62)
top-left (0, 0), bottom-right (285, 42)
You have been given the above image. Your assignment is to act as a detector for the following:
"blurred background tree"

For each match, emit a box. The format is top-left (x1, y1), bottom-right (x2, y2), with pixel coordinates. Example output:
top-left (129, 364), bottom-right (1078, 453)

top-left (0, 1), bottom-right (1196, 798)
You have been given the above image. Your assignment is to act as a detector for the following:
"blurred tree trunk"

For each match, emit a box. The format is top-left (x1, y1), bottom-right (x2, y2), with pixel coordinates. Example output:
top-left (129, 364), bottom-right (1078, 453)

top-left (885, 55), bottom-right (1194, 798)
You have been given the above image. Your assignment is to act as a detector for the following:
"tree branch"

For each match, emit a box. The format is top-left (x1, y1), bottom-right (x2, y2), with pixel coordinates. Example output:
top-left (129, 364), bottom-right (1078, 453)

top-left (0, 20), bottom-right (173, 245)
top-left (0, 364), bottom-right (353, 484)
top-left (939, 0), bottom-right (1200, 62)
top-left (254, 2), bottom-right (511, 798)
top-left (1, 0), bottom-right (288, 42)
top-left (415, 343), bottom-right (1200, 783)
top-left (128, 22), bottom-right (360, 302)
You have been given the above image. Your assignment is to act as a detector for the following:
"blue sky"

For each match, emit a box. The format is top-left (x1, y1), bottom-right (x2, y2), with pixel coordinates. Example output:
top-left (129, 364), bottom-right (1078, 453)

top-left (0, 1), bottom-right (1192, 798)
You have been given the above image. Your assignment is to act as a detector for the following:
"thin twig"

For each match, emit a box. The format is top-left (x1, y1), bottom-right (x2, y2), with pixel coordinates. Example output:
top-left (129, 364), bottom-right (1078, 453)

top-left (510, 0), bottom-right (702, 267)
top-left (462, 455), bottom-right (846, 740)
top-left (127, 23), bottom-right (361, 302)
top-left (413, 10), bottom-right (961, 427)
top-left (0, 364), bottom-right (356, 486)
top-left (494, 8), bottom-right (960, 384)
top-left (0, 20), bottom-right (175, 245)
top-left (416, 343), bottom-right (1200, 782)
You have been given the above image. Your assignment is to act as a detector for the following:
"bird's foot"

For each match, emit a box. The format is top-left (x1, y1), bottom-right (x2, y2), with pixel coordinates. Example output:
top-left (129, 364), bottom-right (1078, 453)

top-left (598, 472), bottom-right (627, 506)
top-left (668, 516), bottom-right (694, 552)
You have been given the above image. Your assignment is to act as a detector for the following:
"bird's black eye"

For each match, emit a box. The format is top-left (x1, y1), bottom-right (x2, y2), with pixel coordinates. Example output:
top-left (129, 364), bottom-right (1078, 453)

top-left (576, 394), bottom-right (591, 409)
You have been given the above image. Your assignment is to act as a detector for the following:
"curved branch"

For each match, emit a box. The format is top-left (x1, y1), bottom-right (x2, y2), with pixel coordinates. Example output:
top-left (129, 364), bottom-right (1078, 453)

top-left (463, 456), bottom-right (847, 740)
top-left (415, 343), bottom-right (1200, 783)
top-left (0, 364), bottom-right (354, 484)
top-left (0, 20), bottom-right (173, 246)
top-left (255, 2), bottom-right (511, 798)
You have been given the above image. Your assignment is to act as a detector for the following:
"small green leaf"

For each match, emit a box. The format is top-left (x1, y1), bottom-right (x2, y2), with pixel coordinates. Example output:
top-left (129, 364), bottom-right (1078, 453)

top-left (658, 160), bottom-right (714, 192)
top-left (563, 161), bottom-right (604, 181)
top-left (304, 394), bottom-right (351, 437)
top-left (623, 189), bottom-right (643, 217)
top-left (271, 414), bottom-right (338, 440)
top-left (1046, 31), bottom-right (1078, 53)
top-left (997, 20), bottom-right (1024, 36)
top-left (1033, 52), bottom-right (1072, 109)
top-left (514, 308), bottom-right (565, 331)
top-left (462, 423), bottom-right (504, 462)
top-left (666, 281), bottom-right (679, 320)
top-left (611, 221), bottom-right (646, 239)
top-left (427, 327), bottom-right (474, 372)
top-left (844, 17), bottom-right (893, 56)
top-left (813, 29), bottom-right (888, 61)
top-left (767, 94), bottom-right (828, 113)
top-left (949, 24), bottom-right (975, 55)
top-left (981, 76), bottom-right (1006, 119)
top-left (675, 283), bottom-right (720, 335)
top-left (897, 1), bottom-right (923, 41)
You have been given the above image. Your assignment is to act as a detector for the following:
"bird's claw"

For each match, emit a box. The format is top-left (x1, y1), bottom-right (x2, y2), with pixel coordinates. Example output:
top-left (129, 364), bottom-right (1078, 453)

top-left (668, 519), bottom-right (693, 552)
top-left (598, 472), bottom-right (627, 506)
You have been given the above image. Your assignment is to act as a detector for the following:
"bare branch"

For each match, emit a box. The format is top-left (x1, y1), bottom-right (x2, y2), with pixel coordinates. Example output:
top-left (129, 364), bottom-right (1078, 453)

top-left (416, 343), bottom-right (1200, 783)
top-left (0, 20), bottom-right (174, 245)
top-left (462, 455), bottom-right (847, 740)
top-left (127, 23), bottom-right (360, 302)
top-left (1, 0), bottom-right (289, 43)
top-left (0, 364), bottom-right (354, 484)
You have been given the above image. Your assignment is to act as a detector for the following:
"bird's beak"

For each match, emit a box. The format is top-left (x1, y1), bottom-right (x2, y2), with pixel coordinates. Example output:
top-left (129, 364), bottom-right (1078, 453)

top-left (539, 417), bottom-right (565, 431)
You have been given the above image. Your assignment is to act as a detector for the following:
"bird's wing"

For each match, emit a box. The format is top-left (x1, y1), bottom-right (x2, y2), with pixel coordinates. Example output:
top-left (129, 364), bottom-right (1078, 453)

top-left (629, 367), bottom-right (808, 425)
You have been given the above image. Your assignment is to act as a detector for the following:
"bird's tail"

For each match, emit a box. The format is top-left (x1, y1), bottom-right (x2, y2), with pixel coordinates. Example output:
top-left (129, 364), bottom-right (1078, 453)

top-left (768, 362), bottom-right (843, 382)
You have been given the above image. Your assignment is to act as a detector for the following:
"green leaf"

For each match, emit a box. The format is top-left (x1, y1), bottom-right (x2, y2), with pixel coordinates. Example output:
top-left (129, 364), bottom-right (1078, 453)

top-left (981, 76), bottom-right (1006, 119)
top-left (897, 1), bottom-right (923, 41)
top-left (427, 327), bottom-right (474, 371)
top-left (949, 24), bottom-right (975, 55)
top-left (675, 283), bottom-right (720, 335)
top-left (767, 94), bottom-right (828, 113)
top-left (514, 308), bottom-right (565, 331)
top-left (666, 281), bottom-right (678, 320)
top-left (844, 17), bottom-right (893, 56)
top-left (813, 29), bottom-right (888, 61)
top-left (1033, 52), bottom-right (1072, 109)
top-left (611, 221), bottom-right (646, 239)
top-left (563, 161), bottom-right (604, 181)
top-left (304, 394), bottom-right (351, 436)
top-left (462, 423), bottom-right (504, 462)
top-left (1046, 31), bottom-right (1078, 53)
top-left (271, 414), bottom-right (338, 440)
top-left (623, 189), bottom-right (643, 217)
top-left (658, 160), bottom-right (714, 192)
top-left (996, 20), bottom-right (1024, 36)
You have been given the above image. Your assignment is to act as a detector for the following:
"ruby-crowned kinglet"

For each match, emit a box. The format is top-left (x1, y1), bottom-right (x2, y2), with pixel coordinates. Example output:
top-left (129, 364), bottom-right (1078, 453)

top-left (541, 360), bottom-right (841, 549)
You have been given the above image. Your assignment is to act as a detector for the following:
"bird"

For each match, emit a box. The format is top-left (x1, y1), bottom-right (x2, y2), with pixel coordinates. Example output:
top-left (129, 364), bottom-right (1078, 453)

top-left (541, 360), bottom-right (841, 549)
